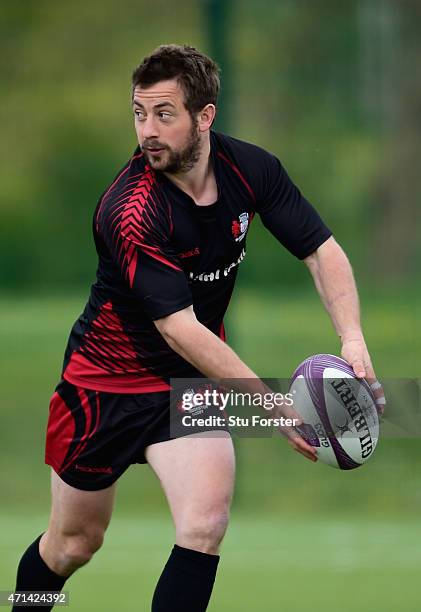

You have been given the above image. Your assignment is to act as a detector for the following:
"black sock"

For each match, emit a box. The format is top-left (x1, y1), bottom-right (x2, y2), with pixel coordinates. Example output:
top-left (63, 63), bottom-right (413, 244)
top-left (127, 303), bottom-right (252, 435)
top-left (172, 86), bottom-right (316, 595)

top-left (152, 544), bottom-right (220, 612)
top-left (12, 534), bottom-right (67, 611)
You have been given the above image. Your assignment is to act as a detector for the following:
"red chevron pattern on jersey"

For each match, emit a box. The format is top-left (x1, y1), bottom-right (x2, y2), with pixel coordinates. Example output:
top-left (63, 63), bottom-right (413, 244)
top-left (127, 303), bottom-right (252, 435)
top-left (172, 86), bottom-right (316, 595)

top-left (118, 166), bottom-right (156, 287)
top-left (95, 152), bottom-right (143, 231)
top-left (59, 132), bottom-right (332, 395)
top-left (102, 164), bottom-right (181, 289)
top-left (75, 300), bottom-right (166, 382)
top-left (78, 301), bottom-right (138, 371)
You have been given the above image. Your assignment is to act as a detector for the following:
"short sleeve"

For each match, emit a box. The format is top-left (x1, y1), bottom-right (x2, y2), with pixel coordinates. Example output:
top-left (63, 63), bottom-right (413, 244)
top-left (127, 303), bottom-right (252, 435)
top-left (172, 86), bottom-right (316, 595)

top-left (255, 152), bottom-right (332, 259)
top-left (100, 198), bottom-right (193, 320)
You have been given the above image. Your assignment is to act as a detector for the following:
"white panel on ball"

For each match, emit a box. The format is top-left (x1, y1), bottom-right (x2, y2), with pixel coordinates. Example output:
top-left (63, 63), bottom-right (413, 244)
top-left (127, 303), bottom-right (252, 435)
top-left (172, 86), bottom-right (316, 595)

top-left (289, 355), bottom-right (380, 470)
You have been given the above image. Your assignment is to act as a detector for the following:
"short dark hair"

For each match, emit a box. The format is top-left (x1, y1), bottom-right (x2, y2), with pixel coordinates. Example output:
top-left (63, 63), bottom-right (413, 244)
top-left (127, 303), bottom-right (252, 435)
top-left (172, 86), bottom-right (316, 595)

top-left (131, 44), bottom-right (220, 115)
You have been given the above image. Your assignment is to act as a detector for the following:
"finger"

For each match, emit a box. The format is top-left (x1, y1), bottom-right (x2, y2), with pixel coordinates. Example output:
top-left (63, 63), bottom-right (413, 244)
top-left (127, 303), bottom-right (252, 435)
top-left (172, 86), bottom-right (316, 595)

top-left (288, 439), bottom-right (318, 462)
top-left (271, 394), bottom-right (304, 424)
top-left (278, 423), bottom-right (306, 443)
top-left (371, 386), bottom-right (386, 415)
top-left (275, 402), bottom-right (303, 426)
top-left (350, 358), bottom-right (366, 379)
top-left (364, 371), bottom-right (386, 415)
top-left (374, 395), bottom-right (386, 416)
top-left (368, 378), bottom-right (384, 400)
top-left (283, 427), bottom-right (318, 458)
top-left (363, 361), bottom-right (377, 386)
top-left (293, 447), bottom-right (318, 462)
top-left (276, 419), bottom-right (318, 459)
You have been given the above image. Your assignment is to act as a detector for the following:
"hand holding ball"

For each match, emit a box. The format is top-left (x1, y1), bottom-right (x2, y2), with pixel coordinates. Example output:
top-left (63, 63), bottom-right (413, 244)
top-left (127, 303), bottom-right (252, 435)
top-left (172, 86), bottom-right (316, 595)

top-left (289, 354), bottom-right (380, 469)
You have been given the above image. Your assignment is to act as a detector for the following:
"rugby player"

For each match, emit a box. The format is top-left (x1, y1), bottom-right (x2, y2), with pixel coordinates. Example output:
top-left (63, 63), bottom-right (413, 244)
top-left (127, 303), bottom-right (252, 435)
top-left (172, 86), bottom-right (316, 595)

top-left (12, 44), bottom-right (384, 611)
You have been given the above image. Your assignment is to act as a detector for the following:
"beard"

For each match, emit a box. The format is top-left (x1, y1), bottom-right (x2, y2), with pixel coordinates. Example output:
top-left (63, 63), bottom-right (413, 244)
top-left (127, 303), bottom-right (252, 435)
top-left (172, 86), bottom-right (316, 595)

top-left (142, 120), bottom-right (201, 174)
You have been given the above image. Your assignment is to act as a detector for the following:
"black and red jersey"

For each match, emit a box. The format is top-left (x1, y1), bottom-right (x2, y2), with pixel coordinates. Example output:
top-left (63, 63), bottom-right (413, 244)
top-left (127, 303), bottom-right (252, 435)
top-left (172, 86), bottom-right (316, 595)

top-left (61, 131), bottom-right (332, 393)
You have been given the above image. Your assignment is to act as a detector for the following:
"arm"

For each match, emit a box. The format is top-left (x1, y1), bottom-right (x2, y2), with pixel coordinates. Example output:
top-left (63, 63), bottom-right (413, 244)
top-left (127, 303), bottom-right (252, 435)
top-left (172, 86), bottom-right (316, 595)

top-left (304, 236), bottom-right (385, 412)
top-left (154, 306), bottom-right (317, 461)
top-left (303, 236), bottom-right (364, 351)
top-left (155, 305), bottom-right (261, 382)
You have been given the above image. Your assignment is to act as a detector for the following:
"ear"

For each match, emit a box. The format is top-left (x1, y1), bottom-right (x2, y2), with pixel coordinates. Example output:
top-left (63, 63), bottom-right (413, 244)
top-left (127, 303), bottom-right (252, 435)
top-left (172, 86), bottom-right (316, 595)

top-left (197, 104), bottom-right (216, 132)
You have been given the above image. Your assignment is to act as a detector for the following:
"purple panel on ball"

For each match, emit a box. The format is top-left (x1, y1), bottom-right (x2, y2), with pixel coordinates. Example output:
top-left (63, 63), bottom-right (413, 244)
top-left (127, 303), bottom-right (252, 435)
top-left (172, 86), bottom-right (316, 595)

top-left (292, 354), bottom-right (361, 470)
top-left (306, 354), bottom-right (376, 405)
top-left (295, 423), bottom-right (321, 447)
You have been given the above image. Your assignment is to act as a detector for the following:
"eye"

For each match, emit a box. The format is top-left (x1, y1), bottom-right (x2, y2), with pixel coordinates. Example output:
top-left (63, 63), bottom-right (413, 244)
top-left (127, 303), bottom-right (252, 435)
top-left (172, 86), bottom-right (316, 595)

top-left (158, 111), bottom-right (172, 120)
top-left (134, 110), bottom-right (146, 120)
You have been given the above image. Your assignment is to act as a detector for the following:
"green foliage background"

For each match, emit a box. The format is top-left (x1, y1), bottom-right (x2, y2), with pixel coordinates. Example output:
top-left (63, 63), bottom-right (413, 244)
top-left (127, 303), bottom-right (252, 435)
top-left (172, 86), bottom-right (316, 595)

top-left (1, 0), bottom-right (419, 292)
top-left (0, 1), bottom-right (420, 610)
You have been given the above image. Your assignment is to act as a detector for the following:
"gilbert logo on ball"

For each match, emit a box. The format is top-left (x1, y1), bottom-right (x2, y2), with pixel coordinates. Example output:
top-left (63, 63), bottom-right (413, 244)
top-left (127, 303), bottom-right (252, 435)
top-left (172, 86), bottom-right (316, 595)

top-left (289, 354), bottom-right (379, 469)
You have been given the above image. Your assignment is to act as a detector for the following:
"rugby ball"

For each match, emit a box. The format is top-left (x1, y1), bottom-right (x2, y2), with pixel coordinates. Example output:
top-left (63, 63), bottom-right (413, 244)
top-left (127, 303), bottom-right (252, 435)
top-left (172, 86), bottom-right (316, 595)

top-left (289, 354), bottom-right (379, 469)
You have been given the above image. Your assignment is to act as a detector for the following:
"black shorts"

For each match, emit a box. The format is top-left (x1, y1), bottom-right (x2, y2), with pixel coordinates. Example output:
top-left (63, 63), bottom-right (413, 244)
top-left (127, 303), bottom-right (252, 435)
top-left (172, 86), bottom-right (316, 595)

top-left (45, 378), bottom-right (229, 491)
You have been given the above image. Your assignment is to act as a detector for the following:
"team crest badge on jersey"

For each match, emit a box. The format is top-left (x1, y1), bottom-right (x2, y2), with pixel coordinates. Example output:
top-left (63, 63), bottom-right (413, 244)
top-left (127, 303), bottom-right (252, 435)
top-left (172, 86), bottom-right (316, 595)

top-left (231, 212), bottom-right (249, 242)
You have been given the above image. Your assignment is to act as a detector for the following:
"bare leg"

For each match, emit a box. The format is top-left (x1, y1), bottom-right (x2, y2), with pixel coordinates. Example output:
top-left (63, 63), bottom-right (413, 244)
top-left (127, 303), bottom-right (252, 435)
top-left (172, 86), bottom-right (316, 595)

top-left (40, 469), bottom-right (116, 576)
top-left (146, 431), bottom-right (235, 554)
top-left (146, 432), bottom-right (235, 611)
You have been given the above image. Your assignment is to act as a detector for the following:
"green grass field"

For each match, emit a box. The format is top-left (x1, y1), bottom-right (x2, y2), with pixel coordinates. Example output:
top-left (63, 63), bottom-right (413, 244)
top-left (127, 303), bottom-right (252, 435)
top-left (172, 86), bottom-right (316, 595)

top-left (2, 514), bottom-right (421, 611)
top-left (0, 290), bottom-right (420, 610)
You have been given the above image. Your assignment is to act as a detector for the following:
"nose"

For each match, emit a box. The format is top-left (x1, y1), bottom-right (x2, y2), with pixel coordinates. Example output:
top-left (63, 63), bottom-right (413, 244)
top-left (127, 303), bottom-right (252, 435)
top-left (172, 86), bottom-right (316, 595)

top-left (141, 115), bottom-right (159, 140)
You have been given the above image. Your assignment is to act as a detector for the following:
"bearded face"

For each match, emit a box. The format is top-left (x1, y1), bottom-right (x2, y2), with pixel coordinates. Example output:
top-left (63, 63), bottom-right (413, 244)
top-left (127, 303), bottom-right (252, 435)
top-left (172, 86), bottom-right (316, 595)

top-left (142, 117), bottom-right (201, 174)
top-left (132, 80), bottom-right (205, 175)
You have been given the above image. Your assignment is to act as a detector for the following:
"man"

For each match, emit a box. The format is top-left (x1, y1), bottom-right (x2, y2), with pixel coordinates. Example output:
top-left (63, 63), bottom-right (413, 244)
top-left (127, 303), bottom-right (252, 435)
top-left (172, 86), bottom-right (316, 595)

top-left (12, 44), bottom-right (384, 611)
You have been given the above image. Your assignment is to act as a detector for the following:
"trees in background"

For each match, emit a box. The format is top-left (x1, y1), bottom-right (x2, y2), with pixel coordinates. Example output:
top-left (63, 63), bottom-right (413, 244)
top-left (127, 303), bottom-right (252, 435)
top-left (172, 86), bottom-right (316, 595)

top-left (0, 0), bottom-right (418, 291)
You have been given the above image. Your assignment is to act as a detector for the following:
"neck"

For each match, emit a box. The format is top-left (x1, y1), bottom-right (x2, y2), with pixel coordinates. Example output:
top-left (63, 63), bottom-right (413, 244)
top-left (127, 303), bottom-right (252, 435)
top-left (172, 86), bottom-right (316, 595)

top-left (163, 134), bottom-right (213, 203)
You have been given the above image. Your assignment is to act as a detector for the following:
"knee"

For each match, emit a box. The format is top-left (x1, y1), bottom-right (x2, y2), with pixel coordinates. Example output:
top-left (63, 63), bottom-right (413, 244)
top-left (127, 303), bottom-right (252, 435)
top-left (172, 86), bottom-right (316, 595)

top-left (63, 531), bottom-right (104, 567)
top-left (43, 529), bottom-right (105, 575)
top-left (177, 510), bottom-right (230, 554)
